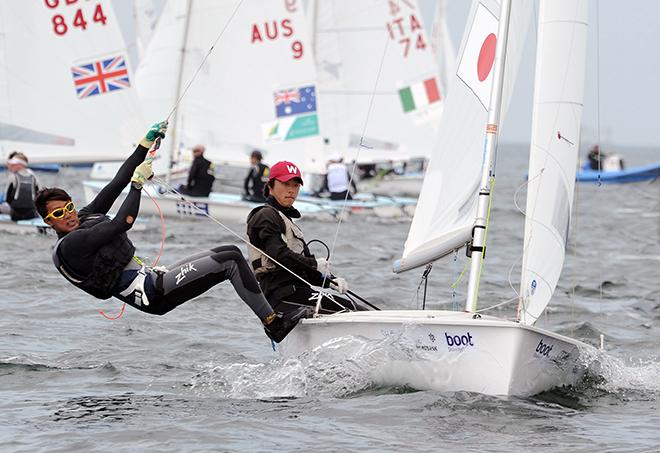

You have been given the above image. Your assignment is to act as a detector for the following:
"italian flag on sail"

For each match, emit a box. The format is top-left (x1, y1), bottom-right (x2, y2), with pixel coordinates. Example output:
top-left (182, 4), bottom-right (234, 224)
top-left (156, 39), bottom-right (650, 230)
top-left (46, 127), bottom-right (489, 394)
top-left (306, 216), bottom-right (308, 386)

top-left (398, 78), bottom-right (441, 113)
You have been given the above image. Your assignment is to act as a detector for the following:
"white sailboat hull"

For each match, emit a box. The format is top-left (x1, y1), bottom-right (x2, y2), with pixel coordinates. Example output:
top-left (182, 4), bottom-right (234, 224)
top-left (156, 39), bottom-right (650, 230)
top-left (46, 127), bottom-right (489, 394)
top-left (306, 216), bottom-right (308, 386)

top-left (282, 310), bottom-right (588, 396)
top-left (82, 181), bottom-right (335, 222)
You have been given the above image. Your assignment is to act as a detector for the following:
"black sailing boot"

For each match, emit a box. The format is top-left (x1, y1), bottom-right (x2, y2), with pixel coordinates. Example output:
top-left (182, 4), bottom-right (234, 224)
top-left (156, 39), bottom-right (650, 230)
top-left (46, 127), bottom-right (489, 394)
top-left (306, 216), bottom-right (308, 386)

top-left (264, 306), bottom-right (313, 343)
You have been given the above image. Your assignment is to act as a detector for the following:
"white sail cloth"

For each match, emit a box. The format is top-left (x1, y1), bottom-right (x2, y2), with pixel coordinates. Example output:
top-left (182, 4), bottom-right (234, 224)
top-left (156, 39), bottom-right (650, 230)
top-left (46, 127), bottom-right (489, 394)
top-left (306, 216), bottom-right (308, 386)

top-left (0, 0), bottom-right (143, 164)
top-left (135, 0), bottom-right (325, 175)
top-left (395, 0), bottom-right (532, 273)
top-left (312, 0), bottom-right (445, 164)
top-left (518, 0), bottom-right (588, 325)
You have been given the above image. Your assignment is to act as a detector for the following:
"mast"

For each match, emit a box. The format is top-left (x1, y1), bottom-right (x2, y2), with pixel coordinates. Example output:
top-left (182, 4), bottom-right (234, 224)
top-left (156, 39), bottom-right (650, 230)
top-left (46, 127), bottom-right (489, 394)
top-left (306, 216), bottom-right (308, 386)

top-left (166, 0), bottom-right (193, 182)
top-left (464, 0), bottom-right (513, 313)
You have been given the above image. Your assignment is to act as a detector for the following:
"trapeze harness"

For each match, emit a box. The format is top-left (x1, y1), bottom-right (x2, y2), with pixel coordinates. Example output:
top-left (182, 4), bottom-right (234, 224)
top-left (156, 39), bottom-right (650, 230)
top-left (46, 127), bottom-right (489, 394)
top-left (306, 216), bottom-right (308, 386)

top-left (248, 206), bottom-right (307, 276)
top-left (51, 214), bottom-right (150, 307)
top-left (8, 170), bottom-right (39, 219)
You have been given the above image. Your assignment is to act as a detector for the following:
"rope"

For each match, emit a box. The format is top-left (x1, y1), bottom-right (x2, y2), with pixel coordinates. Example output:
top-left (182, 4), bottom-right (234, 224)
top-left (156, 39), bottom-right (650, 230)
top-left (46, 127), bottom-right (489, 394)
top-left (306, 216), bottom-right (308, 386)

top-left (150, 175), bottom-right (337, 303)
top-left (314, 11), bottom-right (393, 315)
top-left (165, 0), bottom-right (246, 121)
top-left (98, 142), bottom-right (168, 321)
top-left (595, 1), bottom-right (604, 313)
top-left (475, 296), bottom-right (518, 314)
top-left (471, 177), bottom-right (496, 306)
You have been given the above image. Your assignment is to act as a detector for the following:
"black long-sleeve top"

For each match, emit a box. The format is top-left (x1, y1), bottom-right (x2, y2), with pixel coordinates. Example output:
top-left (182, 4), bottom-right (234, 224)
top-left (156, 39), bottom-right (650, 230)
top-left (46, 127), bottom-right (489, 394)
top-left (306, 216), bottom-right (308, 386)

top-left (246, 196), bottom-right (325, 301)
top-left (185, 155), bottom-right (215, 196)
top-left (243, 163), bottom-right (268, 200)
top-left (57, 144), bottom-right (148, 278)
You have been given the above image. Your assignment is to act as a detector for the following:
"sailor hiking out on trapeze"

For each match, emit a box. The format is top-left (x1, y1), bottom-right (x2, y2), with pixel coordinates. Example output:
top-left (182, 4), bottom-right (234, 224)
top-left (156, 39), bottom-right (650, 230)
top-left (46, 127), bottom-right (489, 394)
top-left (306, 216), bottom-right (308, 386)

top-left (35, 121), bottom-right (307, 343)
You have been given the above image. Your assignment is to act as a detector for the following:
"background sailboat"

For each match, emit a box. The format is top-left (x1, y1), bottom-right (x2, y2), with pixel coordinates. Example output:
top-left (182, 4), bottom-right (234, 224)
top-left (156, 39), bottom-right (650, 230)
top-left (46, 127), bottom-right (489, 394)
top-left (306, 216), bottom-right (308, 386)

top-left (0, 0), bottom-right (144, 165)
top-left (85, 0), bottom-right (416, 220)
top-left (84, 0), bottom-right (342, 221)
top-left (283, 0), bottom-right (595, 397)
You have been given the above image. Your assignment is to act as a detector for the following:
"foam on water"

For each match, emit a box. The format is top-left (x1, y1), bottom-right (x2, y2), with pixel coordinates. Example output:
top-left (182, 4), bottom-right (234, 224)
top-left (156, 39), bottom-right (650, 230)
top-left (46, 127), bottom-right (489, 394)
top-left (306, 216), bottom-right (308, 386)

top-left (189, 335), bottom-right (419, 399)
top-left (578, 346), bottom-right (660, 395)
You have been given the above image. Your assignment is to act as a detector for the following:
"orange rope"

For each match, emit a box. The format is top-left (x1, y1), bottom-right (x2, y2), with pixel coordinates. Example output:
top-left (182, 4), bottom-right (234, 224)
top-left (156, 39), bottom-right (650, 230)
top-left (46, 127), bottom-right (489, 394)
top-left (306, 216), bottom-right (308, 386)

top-left (99, 182), bottom-right (166, 320)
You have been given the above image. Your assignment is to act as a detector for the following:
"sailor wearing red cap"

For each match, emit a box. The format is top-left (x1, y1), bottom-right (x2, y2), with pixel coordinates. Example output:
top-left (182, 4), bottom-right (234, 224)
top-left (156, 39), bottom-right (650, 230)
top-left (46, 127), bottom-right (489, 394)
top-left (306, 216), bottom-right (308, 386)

top-left (246, 161), bottom-right (370, 315)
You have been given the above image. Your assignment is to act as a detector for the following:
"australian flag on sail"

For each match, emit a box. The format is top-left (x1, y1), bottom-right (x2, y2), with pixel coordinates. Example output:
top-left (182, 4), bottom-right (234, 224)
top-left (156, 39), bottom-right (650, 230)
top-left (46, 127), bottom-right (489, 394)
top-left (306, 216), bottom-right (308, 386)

top-left (71, 55), bottom-right (131, 99)
top-left (274, 85), bottom-right (316, 118)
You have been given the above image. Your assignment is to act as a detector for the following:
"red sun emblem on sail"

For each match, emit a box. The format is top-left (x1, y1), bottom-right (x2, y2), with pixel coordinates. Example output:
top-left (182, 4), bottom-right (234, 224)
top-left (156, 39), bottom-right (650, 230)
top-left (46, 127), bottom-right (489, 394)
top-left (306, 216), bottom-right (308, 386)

top-left (477, 33), bottom-right (497, 82)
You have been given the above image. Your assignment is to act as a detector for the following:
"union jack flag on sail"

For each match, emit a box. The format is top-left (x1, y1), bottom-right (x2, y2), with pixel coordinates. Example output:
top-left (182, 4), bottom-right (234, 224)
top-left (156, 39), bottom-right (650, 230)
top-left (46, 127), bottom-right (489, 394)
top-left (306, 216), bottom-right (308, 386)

top-left (71, 55), bottom-right (131, 99)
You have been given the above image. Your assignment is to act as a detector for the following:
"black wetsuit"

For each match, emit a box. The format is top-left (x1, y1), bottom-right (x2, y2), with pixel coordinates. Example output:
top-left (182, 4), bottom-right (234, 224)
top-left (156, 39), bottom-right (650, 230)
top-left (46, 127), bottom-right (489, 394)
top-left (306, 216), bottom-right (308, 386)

top-left (5, 170), bottom-right (40, 220)
top-left (246, 197), bottom-right (369, 314)
top-left (588, 151), bottom-right (601, 170)
top-left (179, 155), bottom-right (215, 197)
top-left (243, 163), bottom-right (269, 202)
top-left (54, 144), bottom-right (273, 321)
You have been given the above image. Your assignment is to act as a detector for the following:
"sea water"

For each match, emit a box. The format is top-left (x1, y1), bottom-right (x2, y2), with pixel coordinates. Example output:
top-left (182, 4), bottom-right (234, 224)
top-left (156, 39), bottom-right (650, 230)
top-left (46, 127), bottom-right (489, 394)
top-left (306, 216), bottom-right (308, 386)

top-left (1, 145), bottom-right (659, 452)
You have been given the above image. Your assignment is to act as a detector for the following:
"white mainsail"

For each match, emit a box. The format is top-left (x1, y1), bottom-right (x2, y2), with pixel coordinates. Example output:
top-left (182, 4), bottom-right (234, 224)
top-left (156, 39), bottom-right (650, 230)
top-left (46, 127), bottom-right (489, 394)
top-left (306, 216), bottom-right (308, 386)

top-left (136, 0), bottom-right (325, 175)
top-left (429, 0), bottom-right (456, 96)
top-left (518, 0), bottom-right (588, 325)
top-left (0, 0), bottom-right (144, 164)
top-left (395, 0), bottom-right (531, 273)
top-left (312, 0), bottom-right (444, 163)
top-left (134, 0), bottom-right (166, 59)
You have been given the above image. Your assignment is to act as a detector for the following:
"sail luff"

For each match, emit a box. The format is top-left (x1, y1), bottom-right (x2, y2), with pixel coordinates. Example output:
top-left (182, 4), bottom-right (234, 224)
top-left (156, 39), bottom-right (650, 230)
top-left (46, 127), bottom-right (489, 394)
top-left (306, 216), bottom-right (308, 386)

top-left (518, 0), bottom-right (588, 325)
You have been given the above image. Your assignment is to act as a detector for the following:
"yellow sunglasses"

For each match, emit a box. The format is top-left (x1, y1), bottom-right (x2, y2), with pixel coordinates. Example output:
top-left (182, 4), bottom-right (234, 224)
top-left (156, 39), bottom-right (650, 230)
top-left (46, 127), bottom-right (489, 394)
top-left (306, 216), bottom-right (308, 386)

top-left (45, 201), bottom-right (75, 220)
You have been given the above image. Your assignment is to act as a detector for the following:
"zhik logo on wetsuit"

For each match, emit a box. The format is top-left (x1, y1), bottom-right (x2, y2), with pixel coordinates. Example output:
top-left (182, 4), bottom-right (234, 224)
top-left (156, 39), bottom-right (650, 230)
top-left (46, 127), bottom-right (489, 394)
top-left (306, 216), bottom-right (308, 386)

top-left (175, 263), bottom-right (197, 285)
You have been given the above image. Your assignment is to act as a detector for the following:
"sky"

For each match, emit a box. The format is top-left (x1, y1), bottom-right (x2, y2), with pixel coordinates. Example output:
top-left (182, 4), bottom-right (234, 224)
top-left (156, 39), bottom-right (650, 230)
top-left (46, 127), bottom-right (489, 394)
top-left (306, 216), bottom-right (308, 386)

top-left (119, 0), bottom-right (660, 149)
top-left (432, 0), bottom-right (660, 148)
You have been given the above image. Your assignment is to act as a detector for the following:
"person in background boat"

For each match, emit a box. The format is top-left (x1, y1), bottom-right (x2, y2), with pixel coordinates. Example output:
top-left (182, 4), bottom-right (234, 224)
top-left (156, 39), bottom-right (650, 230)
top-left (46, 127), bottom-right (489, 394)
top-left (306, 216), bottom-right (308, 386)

top-left (178, 145), bottom-right (215, 197)
top-left (242, 150), bottom-right (269, 202)
top-left (586, 144), bottom-right (625, 172)
top-left (357, 163), bottom-right (377, 180)
top-left (322, 153), bottom-right (357, 200)
top-left (246, 161), bottom-right (370, 315)
top-left (1, 151), bottom-right (41, 221)
top-left (587, 144), bottom-right (603, 170)
top-left (34, 122), bottom-right (306, 344)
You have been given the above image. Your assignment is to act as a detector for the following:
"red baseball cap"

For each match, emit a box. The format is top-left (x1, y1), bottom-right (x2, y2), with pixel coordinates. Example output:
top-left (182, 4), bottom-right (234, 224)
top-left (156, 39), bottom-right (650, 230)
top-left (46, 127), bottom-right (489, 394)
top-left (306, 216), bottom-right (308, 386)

top-left (269, 161), bottom-right (304, 185)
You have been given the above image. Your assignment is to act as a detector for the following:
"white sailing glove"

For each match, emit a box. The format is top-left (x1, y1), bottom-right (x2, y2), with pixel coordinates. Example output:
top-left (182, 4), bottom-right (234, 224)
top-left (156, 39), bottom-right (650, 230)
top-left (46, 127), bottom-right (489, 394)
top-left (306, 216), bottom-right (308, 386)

top-left (316, 257), bottom-right (332, 276)
top-left (330, 277), bottom-right (349, 294)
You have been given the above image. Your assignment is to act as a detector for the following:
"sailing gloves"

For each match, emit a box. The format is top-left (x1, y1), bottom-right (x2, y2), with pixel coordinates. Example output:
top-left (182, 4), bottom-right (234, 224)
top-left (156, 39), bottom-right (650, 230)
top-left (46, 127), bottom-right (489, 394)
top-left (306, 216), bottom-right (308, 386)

top-left (139, 121), bottom-right (168, 148)
top-left (131, 160), bottom-right (154, 188)
top-left (317, 258), bottom-right (349, 293)
top-left (316, 257), bottom-right (332, 277)
top-left (330, 277), bottom-right (349, 294)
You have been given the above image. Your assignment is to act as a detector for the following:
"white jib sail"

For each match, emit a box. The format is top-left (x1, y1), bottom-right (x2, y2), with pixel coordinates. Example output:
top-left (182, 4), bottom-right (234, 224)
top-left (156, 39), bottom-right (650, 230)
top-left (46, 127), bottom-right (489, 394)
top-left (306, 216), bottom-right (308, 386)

top-left (137, 0), bottom-right (325, 175)
top-left (395, 0), bottom-right (531, 273)
top-left (0, 0), bottom-right (144, 164)
top-left (312, 0), bottom-right (443, 164)
top-left (518, 0), bottom-right (588, 325)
